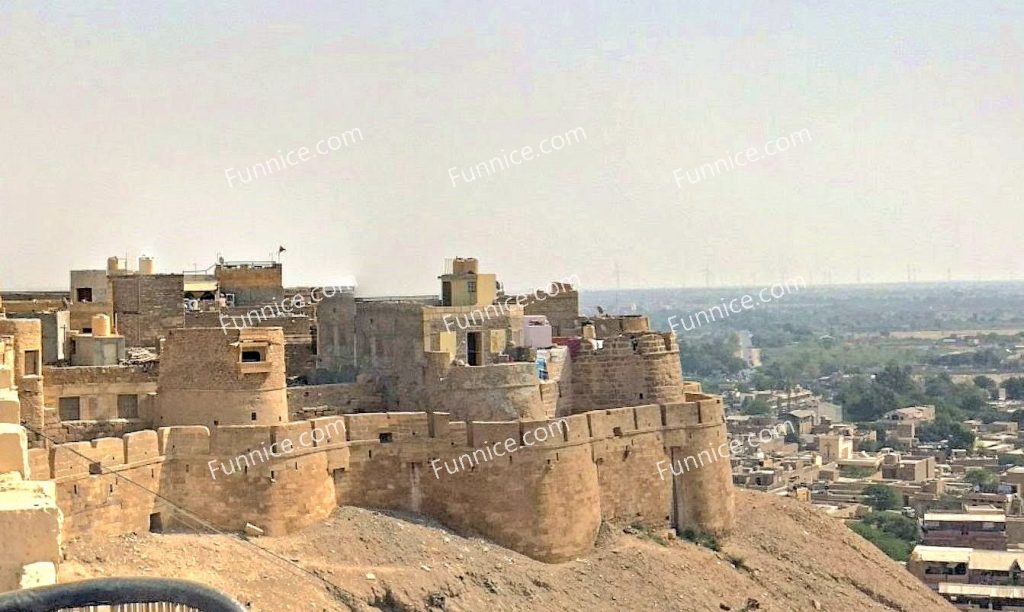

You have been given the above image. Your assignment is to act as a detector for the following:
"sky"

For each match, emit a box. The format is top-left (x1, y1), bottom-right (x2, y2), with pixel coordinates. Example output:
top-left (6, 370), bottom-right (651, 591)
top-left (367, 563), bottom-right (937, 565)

top-left (1, 1), bottom-right (1021, 295)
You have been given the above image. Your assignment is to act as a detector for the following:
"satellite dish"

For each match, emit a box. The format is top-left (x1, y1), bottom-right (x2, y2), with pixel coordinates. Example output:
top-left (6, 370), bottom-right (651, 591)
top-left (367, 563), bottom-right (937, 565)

top-left (596, 306), bottom-right (605, 315)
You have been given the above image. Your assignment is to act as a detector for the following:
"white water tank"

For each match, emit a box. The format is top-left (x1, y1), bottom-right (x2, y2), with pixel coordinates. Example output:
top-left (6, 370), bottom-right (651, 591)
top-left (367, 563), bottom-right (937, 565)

top-left (138, 256), bottom-right (155, 275)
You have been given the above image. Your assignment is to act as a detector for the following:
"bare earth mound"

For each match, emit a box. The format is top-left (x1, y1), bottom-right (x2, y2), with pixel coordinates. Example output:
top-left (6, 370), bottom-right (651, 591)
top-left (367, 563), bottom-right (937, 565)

top-left (58, 491), bottom-right (950, 611)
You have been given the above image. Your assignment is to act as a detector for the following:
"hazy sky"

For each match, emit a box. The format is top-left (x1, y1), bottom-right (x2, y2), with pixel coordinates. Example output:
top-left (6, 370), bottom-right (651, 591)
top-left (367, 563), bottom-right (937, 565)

top-left (1, 2), bottom-right (1021, 294)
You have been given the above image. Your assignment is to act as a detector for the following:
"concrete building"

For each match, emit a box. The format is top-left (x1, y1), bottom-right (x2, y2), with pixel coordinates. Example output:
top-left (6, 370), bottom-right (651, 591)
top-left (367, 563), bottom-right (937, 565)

top-left (921, 513), bottom-right (1008, 550)
top-left (7, 310), bottom-right (69, 364)
top-left (215, 260), bottom-right (284, 306)
top-left (439, 257), bottom-right (497, 307)
top-left (819, 434), bottom-right (853, 462)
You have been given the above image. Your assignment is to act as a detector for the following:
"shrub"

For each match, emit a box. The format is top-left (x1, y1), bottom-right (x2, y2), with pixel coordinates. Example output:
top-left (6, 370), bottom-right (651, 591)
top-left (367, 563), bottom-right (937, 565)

top-left (681, 527), bottom-right (720, 551)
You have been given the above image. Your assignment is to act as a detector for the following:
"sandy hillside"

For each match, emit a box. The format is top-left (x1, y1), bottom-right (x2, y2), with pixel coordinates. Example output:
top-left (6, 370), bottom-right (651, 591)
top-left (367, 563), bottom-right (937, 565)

top-left (58, 490), bottom-right (951, 611)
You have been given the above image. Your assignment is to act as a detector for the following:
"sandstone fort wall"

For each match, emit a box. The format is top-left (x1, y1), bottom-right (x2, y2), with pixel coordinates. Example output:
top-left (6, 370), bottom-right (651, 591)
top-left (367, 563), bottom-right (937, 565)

top-left (568, 333), bottom-right (685, 413)
top-left (34, 400), bottom-right (733, 562)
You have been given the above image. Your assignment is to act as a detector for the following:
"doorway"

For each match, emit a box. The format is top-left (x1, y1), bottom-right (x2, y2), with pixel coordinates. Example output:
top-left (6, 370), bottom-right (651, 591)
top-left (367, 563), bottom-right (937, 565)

top-left (467, 332), bottom-right (482, 366)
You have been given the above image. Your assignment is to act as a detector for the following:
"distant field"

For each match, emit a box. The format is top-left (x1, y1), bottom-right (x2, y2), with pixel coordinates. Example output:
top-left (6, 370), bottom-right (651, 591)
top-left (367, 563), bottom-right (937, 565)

top-left (888, 329), bottom-right (1024, 340)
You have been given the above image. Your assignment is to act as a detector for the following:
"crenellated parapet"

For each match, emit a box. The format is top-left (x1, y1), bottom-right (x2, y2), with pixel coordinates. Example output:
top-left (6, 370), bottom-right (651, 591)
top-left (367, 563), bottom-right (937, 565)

top-left (32, 398), bottom-right (735, 562)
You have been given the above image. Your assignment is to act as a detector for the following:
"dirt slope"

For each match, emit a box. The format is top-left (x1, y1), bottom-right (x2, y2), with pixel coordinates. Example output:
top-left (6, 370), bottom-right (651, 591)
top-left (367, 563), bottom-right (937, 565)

top-left (58, 491), bottom-right (951, 611)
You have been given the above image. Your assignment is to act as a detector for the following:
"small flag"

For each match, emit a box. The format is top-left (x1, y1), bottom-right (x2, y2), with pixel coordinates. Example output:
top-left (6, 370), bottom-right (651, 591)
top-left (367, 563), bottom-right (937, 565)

top-left (278, 246), bottom-right (287, 254)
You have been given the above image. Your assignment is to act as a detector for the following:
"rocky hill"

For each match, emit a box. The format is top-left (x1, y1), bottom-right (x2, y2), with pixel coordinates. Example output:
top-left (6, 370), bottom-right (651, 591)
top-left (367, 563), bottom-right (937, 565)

top-left (58, 490), bottom-right (950, 611)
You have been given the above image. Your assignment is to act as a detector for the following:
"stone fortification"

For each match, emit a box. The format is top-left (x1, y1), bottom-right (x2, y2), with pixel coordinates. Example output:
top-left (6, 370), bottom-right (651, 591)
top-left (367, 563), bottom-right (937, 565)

top-left (155, 327), bottom-right (289, 428)
top-left (30, 397), bottom-right (734, 563)
top-left (567, 332), bottom-right (686, 413)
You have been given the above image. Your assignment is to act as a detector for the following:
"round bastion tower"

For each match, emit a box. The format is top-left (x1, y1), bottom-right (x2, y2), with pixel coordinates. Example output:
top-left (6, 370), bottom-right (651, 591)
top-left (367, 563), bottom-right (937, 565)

top-left (155, 327), bottom-right (289, 428)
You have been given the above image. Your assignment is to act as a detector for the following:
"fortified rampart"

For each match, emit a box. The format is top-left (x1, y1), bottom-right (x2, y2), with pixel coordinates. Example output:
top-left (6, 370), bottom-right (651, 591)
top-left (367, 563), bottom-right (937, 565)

top-left (29, 398), bottom-right (734, 563)
top-left (425, 360), bottom-right (547, 421)
top-left (156, 327), bottom-right (289, 428)
top-left (567, 332), bottom-right (685, 413)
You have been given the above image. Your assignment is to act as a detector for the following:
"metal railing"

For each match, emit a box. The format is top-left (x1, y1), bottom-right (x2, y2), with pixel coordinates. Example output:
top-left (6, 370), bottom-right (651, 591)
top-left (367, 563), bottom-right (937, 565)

top-left (0, 577), bottom-right (246, 612)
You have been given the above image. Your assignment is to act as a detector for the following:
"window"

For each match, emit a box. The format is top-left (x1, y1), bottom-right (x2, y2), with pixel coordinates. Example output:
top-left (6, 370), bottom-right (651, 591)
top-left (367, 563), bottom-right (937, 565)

top-left (76, 287), bottom-right (93, 302)
top-left (117, 394), bottom-right (139, 419)
top-left (24, 350), bottom-right (39, 376)
top-left (59, 397), bottom-right (81, 421)
top-left (251, 412), bottom-right (257, 421)
top-left (241, 350), bottom-right (264, 363)
top-left (467, 281), bottom-right (477, 293)
top-left (379, 433), bottom-right (393, 443)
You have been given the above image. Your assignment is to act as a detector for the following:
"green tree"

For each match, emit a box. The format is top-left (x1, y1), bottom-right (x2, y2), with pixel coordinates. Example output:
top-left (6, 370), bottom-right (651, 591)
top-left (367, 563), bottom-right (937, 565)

top-left (974, 375), bottom-right (998, 395)
top-left (835, 376), bottom-right (898, 421)
top-left (964, 469), bottom-right (998, 487)
top-left (1003, 377), bottom-right (1024, 400)
top-left (875, 363), bottom-right (915, 395)
top-left (850, 511), bottom-right (921, 562)
top-left (741, 397), bottom-right (772, 415)
top-left (863, 484), bottom-right (901, 511)
top-left (918, 418), bottom-right (976, 451)
top-left (861, 511), bottom-right (920, 541)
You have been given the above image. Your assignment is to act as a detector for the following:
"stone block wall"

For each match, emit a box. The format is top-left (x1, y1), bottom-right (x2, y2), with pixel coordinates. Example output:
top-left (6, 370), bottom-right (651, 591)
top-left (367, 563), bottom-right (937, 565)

top-left (43, 364), bottom-right (158, 425)
top-left (215, 263), bottom-right (284, 306)
top-left (505, 282), bottom-right (580, 337)
top-left (428, 362), bottom-right (547, 421)
top-left (0, 318), bottom-right (42, 385)
top-left (315, 293), bottom-right (357, 381)
top-left (110, 274), bottom-right (185, 347)
top-left (568, 333), bottom-right (685, 413)
top-left (34, 400), bottom-right (735, 563)
top-left (156, 327), bottom-right (288, 428)
top-left (286, 381), bottom-right (385, 419)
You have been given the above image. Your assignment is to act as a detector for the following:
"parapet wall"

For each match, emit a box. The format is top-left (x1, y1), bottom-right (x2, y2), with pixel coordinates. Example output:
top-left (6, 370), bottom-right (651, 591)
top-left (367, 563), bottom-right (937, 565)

top-left (38, 400), bottom-right (734, 563)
